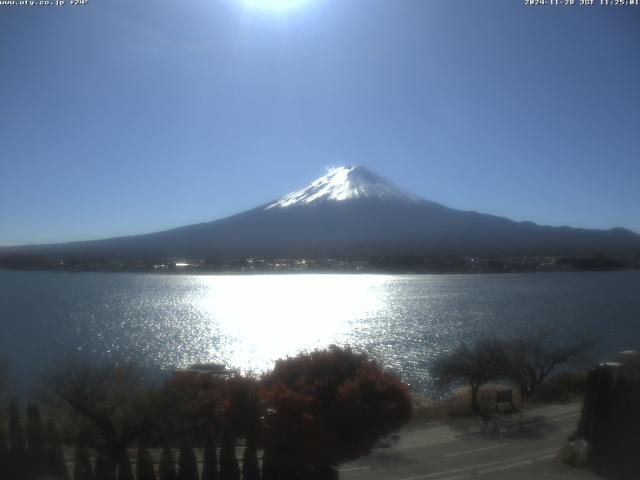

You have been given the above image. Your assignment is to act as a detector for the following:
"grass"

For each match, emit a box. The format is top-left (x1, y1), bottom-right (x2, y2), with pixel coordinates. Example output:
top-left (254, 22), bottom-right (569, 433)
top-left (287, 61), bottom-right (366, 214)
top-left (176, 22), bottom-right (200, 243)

top-left (410, 373), bottom-right (588, 427)
top-left (530, 372), bottom-right (587, 404)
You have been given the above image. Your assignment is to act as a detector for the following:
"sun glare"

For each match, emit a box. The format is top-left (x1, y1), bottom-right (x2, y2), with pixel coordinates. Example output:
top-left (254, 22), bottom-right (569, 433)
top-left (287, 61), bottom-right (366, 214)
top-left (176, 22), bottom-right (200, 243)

top-left (241, 0), bottom-right (309, 11)
top-left (196, 274), bottom-right (389, 372)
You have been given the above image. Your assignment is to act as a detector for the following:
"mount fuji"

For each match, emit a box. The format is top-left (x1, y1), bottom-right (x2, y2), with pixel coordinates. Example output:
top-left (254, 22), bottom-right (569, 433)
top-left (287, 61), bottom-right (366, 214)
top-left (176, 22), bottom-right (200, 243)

top-left (4, 166), bottom-right (640, 260)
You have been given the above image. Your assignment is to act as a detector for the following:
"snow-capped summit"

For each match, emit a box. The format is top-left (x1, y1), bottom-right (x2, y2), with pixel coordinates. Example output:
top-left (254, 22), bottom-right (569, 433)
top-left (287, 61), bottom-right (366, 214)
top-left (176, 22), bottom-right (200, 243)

top-left (266, 165), bottom-right (422, 209)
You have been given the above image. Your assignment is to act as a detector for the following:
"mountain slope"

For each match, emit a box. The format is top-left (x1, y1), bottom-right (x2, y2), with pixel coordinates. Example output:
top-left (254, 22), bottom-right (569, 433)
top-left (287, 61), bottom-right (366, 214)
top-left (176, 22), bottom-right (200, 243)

top-left (3, 166), bottom-right (640, 259)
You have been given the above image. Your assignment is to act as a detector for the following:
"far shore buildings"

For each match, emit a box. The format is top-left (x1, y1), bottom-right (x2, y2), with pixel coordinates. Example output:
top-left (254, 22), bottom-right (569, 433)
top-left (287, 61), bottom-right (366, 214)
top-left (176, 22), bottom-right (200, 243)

top-left (173, 362), bottom-right (235, 378)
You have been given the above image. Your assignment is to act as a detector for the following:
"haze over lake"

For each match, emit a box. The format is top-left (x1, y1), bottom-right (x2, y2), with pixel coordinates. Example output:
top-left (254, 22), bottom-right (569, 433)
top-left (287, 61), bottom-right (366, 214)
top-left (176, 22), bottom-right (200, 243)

top-left (2, 270), bottom-right (639, 395)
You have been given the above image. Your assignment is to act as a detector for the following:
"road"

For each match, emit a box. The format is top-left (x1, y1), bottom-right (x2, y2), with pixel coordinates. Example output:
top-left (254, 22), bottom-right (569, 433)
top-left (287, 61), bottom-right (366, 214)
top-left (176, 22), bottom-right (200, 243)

top-left (339, 402), bottom-right (601, 480)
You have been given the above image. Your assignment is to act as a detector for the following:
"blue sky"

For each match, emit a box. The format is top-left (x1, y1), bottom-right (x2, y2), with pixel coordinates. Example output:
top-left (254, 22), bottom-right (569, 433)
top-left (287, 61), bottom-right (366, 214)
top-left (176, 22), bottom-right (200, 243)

top-left (1, 0), bottom-right (639, 246)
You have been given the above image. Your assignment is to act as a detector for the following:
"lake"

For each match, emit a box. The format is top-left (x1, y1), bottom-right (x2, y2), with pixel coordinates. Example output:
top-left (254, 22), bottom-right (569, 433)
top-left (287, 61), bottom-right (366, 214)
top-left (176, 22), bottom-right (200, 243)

top-left (1, 270), bottom-right (639, 395)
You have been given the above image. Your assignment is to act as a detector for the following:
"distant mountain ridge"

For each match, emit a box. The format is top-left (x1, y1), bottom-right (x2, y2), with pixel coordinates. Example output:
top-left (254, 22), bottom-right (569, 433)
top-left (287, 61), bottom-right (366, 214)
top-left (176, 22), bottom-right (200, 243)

top-left (2, 166), bottom-right (640, 259)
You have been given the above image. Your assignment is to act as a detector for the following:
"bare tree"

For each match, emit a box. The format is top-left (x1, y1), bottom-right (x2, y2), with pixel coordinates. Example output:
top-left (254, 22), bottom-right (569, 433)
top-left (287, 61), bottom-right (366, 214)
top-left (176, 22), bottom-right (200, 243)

top-left (46, 362), bottom-right (152, 476)
top-left (432, 339), bottom-right (510, 414)
top-left (506, 328), bottom-right (594, 400)
top-left (0, 357), bottom-right (8, 400)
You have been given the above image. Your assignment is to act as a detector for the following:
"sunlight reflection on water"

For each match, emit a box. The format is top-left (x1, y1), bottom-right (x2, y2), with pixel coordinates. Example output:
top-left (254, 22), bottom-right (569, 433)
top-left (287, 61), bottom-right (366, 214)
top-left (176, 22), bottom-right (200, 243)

top-left (1, 270), bottom-right (639, 395)
top-left (195, 274), bottom-right (389, 372)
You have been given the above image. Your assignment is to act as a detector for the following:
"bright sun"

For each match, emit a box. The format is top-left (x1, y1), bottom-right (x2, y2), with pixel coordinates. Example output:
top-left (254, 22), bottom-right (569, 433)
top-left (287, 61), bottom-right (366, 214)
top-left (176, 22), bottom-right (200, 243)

top-left (241, 0), bottom-right (308, 10)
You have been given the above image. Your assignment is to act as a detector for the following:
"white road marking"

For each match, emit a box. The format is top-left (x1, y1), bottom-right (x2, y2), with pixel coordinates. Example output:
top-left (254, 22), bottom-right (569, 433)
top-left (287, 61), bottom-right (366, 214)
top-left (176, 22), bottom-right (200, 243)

top-left (397, 448), bottom-right (559, 480)
top-left (477, 452), bottom-right (556, 475)
top-left (443, 443), bottom-right (509, 458)
top-left (389, 437), bottom-right (459, 451)
top-left (523, 411), bottom-right (580, 428)
top-left (421, 425), bottom-right (450, 432)
top-left (423, 421), bottom-right (446, 427)
top-left (431, 455), bottom-right (558, 480)
top-left (384, 411), bottom-right (579, 453)
top-left (338, 465), bottom-right (371, 472)
top-left (342, 409), bottom-right (579, 478)
top-left (392, 410), bottom-right (579, 450)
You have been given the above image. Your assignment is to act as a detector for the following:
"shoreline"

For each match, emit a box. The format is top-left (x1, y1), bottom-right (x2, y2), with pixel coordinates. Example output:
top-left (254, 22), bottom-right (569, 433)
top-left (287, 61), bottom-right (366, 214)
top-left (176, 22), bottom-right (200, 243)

top-left (1, 266), bottom-right (638, 276)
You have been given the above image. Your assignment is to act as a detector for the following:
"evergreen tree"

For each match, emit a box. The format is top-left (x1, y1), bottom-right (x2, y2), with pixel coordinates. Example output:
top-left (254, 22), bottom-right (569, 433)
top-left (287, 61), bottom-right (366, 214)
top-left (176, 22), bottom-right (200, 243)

top-left (201, 433), bottom-right (218, 480)
top-left (9, 399), bottom-right (27, 480)
top-left (219, 429), bottom-right (239, 480)
top-left (27, 404), bottom-right (47, 479)
top-left (0, 421), bottom-right (9, 478)
top-left (178, 441), bottom-right (198, 480)
top-left (116, 450), bottom-right (134, 480)
top-left (259, 448), bottom-right (278, 480)
top-left (73, 444), bottom-right (94, 480)
top-left (241, 438), bottom-right (259, 480)
top-left (45, 416), bottom-right (69, 480)
top-left (136, 446), bottom-right (157, 480)
top-left (159, 448), bottom-right (178, 480)
top-left (94, 449), bottom-right (115, 480)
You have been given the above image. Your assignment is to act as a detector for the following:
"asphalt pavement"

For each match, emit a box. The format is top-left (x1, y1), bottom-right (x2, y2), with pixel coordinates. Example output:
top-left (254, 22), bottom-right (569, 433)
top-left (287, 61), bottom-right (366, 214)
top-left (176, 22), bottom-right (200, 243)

top-left (338, 402), bottom-right (602, 480)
